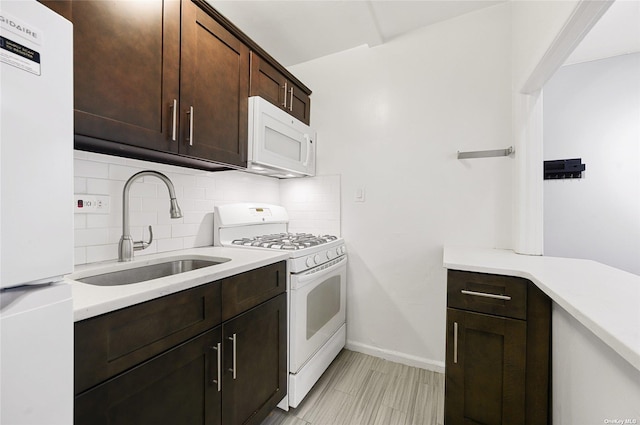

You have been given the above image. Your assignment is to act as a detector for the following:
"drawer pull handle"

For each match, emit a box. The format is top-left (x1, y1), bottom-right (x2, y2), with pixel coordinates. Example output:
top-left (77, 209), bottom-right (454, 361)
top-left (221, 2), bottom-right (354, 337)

top-left (211, 342), bottom-right (221, 392)
top-left (228, 334), bottom-right (237, 380)
top-left (461, 289), bottom-right (511, 301)
top-left (187, 106), bottom-right (194, 146)
top-left (282, 82), bottom-right (288, 108)
top-left (289, 86), bottom-right (294, 111)
top-left (453, 321), bottom-right (458, 364)
top-left (170, 99), bottom-right (177, 141)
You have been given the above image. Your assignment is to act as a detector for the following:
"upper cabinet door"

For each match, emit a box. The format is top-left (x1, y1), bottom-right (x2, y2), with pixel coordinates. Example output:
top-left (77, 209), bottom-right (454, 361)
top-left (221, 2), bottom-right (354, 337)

top-left (71, 0), bottom-right (181, 152)
top-left (250, 52), bottom-right (287, 110)
top-left (287, 81), bottom-right (311, 125)
top-left (250, 53), bottom-right (311, 125)
top-left (180, 0), bottom-right (249, 168)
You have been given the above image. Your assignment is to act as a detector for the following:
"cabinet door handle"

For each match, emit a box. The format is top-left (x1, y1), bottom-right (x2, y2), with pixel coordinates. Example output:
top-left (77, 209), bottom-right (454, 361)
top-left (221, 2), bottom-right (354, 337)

top-left (228, 333), bottom-right (237, 380)
top-left (282, 82), bottom-right (288, 109)
top-left (289, 86), bottom-right (294, 111)
top-left (210, 342), bottom-right (221, 392)
top-left (453, 322), bottom-right (458, 364)
top-left (170, 99), bottom-right (177, 141)
top-left (461, 289), bottom-right (511, 301)
top-left (187, 106), bottom-right (194, 146)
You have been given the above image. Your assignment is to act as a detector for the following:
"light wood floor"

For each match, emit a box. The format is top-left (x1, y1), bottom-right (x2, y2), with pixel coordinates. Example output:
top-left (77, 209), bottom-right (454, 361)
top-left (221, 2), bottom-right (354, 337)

top-left (260, 349), bottom-right (445, 425)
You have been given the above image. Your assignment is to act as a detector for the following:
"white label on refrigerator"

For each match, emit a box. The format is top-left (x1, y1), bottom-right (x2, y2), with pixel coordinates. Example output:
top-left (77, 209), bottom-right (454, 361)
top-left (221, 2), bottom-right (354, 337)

top-left (0, 35), bottom-right (41, 75)
top-left (0, 12), bottom-right (42, 45)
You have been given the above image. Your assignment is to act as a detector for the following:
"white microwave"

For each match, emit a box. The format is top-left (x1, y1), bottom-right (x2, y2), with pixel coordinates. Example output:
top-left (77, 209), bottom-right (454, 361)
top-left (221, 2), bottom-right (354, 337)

top-left (247, 96), bottom-right (316, 178)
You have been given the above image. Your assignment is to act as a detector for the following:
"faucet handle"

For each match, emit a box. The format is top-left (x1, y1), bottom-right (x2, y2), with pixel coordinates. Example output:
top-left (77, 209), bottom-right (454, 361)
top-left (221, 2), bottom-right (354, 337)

top-left (134, 225), bottom-right (153, 251)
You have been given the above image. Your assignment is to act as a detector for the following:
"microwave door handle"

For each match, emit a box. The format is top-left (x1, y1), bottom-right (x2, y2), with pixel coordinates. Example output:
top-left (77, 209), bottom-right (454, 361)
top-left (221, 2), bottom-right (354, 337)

top-left (303, 134), bottom-right (312, 166)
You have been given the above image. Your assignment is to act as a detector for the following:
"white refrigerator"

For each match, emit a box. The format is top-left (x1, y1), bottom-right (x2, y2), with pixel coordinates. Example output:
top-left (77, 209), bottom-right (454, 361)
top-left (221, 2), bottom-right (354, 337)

top-left (0, 1), bottom-right (74, 424)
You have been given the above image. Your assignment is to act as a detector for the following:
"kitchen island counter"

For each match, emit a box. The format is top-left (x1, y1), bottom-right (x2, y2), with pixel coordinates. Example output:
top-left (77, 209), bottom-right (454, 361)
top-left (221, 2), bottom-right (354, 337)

top-left (443, 246), bottom-right (640, 372)
top-left (68, 247), bottom-right (289, 321)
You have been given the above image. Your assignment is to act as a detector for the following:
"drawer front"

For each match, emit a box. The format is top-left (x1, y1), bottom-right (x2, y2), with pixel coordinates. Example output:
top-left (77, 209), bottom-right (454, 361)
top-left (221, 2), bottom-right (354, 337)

top-left (447, 270), bottom-right (527, 320)
top-left (222, 261), bottom-right (286, 321)
top-left (75, 281), bottom-right (221, 394)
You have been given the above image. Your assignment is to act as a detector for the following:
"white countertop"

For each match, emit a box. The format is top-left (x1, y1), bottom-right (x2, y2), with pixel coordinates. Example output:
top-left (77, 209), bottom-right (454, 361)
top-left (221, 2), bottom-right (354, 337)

top-left (68, 247), bottom-right (289, 322)
top-left (443, 246), bottom-right (640, 371)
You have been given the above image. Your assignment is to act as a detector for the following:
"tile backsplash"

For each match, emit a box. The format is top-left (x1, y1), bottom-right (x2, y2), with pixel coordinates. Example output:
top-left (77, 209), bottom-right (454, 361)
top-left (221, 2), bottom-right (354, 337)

top-left (73, 151), bottom-right (340, 265)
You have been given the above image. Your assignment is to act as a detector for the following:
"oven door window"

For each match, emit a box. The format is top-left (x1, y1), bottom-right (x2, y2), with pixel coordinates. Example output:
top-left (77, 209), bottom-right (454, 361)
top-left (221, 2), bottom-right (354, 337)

top-left (307, 275), bottom-right (340, 340)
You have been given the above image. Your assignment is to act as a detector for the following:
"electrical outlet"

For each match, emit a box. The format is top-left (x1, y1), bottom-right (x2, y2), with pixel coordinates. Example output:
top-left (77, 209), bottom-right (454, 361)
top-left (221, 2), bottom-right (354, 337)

top-left (74, 194), bottom-right (111, 214)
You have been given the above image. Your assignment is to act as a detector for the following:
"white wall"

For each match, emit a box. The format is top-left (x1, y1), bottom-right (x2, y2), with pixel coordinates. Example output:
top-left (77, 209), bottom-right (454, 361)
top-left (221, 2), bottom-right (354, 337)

top-left (289, 3), bottom-right (514, 370)
top-left (544, 52), bottom-right (640, 275)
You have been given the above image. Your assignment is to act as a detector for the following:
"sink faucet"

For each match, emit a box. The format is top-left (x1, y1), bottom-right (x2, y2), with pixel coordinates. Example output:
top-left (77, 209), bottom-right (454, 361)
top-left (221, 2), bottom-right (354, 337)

top-left (118, 170), bottom-right (183, 262)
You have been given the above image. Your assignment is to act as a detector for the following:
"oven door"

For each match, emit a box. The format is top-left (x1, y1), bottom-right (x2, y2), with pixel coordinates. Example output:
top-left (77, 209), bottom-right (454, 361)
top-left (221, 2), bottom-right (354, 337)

top-left (289, 255), bottom-right (347, 373)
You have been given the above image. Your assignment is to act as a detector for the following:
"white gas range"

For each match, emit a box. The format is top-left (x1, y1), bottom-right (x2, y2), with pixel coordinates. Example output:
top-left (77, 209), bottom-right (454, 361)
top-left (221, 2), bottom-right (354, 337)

top-left (214, 203), bottom-right (347, 409)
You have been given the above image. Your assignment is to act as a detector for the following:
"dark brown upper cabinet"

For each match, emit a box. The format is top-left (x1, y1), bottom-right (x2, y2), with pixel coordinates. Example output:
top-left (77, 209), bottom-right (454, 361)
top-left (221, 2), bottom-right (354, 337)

top-left (180, 0), bottom-right (248, 167)
top-left (41, 0), bottom-right (311, 171)
top-left (250, 52), bottom-right (311, 125)
top-left (46, 0), bottom-right (181, 154)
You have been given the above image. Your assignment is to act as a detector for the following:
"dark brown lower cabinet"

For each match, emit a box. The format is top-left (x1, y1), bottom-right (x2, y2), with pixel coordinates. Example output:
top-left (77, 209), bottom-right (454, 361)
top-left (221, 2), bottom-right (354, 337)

top-left (223, 293), bottom-right (287, 425)
top-left (75, 327), bottom-right (222, 425)
top-left (446, 309), bottom-right (527, 425)
top-left (445, 270), bottom-right (550, 425)
top-left (74, 262), bottom-right (287, 425)
top-left (75, 293), bottom-right (286, 425)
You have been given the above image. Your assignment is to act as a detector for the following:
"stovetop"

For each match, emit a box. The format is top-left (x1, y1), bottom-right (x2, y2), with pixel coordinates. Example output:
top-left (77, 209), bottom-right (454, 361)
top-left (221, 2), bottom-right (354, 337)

top-left (231, 233), bottom-right (338, 251)
top-left (214, 203), bottom-right (346, 273)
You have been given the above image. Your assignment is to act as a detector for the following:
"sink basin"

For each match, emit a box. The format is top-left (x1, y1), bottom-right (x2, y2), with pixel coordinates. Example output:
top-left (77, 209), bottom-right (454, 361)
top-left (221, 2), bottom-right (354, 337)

top-left (76, 258), bottom-right (231, 286)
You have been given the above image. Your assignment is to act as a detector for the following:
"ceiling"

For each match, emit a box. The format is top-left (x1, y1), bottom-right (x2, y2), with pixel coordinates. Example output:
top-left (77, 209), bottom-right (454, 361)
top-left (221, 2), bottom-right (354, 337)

top-left (210, 0), bottom-right (640, 68)
top-left (210, 0), bottom-right (504, 66)
top-left (565, 0), bottom-right (640, 65)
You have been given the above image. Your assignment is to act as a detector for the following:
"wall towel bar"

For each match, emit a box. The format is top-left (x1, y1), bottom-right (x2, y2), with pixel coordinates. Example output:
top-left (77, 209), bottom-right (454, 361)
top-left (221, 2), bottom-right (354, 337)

top-left (457, 146), bottom-right (514, 159)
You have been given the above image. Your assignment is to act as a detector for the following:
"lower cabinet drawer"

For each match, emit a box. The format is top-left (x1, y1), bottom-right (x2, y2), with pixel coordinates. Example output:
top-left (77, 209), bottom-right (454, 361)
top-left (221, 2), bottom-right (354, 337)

top-left (75, 281), bottom-right (221, 394)
top-left (221, 261), bottom-right (286, 320)
top-left (447, 270), bottom-right (528, 320)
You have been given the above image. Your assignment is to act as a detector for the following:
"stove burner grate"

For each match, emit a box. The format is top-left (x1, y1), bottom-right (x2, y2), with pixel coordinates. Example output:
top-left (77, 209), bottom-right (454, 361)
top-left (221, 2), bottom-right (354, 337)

top-left (231, 233), bottom-right (338, 250)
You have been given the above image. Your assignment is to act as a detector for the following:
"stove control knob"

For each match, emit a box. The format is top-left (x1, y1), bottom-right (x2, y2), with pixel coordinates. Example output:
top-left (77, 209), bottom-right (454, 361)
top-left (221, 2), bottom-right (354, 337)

top-left (306, 257), bottom-right (314, 268)
top-left (313, 254), bottom-right (321, 265)
top-left (336, 248), bottom-right (342, 256)
top-left (326, 250), bottom-right (335, 260)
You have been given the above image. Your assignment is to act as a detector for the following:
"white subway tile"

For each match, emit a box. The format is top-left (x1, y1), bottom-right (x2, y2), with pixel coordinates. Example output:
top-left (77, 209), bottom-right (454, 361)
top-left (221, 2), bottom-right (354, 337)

top-left (129, 182), bottom-right (158, 198)
top-left (157, 238), bottom-right (184, 253)
top-left (182, 211), bottom-right (207, 225)
top-left (194, 199), bottom-right (215, 211)
top-left (75, 159), bottom-right (109, 179)
top-left (171, 223), bottom-right (199, 238)
top-left (86, 214), bottom-right (110, 229)
top-left (74, 247), bottom-right (87, 265)
top-left (86, 178), bottom-right (111, 195)
top-left (129, 211), bottom-right (158, 226)
top-left (74, 177), bottom-right (87, 193)
top-left (85, 244), bottom-right (118, 263)
top-left (108, 164), bottom-right (144, 181)
top-left (74, 214), bottom-right (87, 229)
top-left (184, 186), bottom-right (206, 200)
top-left (74, 228), bottom-right (109, 247)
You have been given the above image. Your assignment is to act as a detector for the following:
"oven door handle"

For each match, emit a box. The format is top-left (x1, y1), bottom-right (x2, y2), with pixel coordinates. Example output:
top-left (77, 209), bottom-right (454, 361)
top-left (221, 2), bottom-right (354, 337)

top-left (293, 256), bottom-right (347, 288)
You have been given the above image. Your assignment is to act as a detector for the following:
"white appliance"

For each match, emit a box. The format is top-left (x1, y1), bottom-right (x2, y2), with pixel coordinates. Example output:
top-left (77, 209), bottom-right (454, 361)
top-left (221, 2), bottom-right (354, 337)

top-left (214, 203), bottom-right (346, 409)
top-left (247, 96), bottom-right (316, 178)
top-left (0, 1), bottom-right (74, 423)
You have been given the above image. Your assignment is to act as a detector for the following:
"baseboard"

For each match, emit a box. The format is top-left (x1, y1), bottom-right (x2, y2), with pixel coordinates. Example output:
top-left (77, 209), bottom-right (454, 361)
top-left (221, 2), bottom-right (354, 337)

top-left (345, 340), bottom-right (446, 373)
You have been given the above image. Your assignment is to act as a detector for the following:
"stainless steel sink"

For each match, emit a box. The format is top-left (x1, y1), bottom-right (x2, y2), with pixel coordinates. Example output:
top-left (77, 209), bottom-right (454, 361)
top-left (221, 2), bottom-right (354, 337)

top-left (76, 258), bottom-right (230, 286)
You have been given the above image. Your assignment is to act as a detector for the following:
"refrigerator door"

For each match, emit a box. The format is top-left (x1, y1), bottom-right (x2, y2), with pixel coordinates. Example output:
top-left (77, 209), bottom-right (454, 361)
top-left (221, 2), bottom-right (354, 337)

top-left (0, 283), bottom-right (73, 425)
top-left (0, 0), bottom-right (74, 289)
